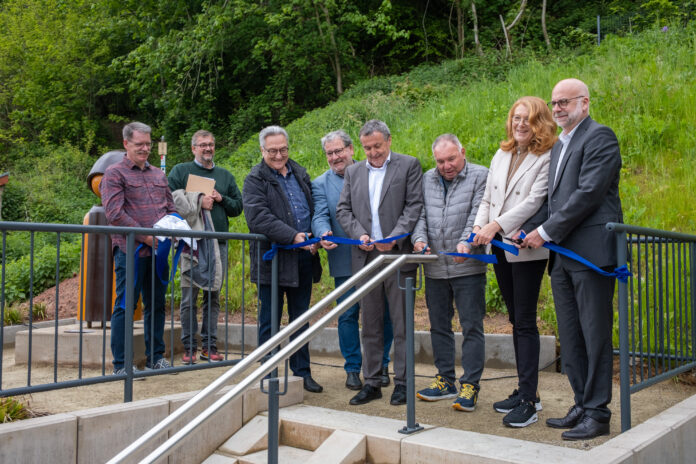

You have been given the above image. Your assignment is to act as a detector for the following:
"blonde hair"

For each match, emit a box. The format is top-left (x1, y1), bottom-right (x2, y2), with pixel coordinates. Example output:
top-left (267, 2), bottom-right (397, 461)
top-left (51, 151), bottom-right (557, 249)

top-left (500, 96), bottom-right (557, 154)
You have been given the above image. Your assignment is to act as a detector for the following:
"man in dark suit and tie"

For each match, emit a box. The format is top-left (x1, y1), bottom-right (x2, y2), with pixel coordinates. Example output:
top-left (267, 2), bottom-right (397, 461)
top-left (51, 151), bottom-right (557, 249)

top-left (336, 119), bottom-right (424, 406)
top-left (522, 78), bottom-right (622, 440)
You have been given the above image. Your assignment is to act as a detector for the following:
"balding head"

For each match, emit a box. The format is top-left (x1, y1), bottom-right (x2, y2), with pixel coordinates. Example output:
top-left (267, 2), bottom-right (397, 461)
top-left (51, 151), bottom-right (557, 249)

top-left (551, 78), bottom-right (590, 133)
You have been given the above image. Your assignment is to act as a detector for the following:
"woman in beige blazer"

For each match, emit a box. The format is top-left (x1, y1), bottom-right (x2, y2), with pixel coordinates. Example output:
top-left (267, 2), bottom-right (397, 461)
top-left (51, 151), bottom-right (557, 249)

top-left (472, 96), bottom-right (557, 428)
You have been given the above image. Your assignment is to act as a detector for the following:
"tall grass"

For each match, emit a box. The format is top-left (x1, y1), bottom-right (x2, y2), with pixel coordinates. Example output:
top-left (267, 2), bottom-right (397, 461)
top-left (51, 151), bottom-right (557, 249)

top-left (215, 24), bottom-right (696, 334)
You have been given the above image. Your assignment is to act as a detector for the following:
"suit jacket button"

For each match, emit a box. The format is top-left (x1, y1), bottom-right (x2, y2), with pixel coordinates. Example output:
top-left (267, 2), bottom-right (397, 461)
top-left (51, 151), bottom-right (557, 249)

top-left (492, 203), bottom-right (496, 207)
top-left (516, 191), bottom-right (520, 195)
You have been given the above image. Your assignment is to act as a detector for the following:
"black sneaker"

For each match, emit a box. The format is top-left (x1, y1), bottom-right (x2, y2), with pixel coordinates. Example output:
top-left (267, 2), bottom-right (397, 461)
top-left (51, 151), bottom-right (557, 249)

top-left (503, 400), bottom-right (538, 428)
top-left (493, 389), bottom-right (542, 413)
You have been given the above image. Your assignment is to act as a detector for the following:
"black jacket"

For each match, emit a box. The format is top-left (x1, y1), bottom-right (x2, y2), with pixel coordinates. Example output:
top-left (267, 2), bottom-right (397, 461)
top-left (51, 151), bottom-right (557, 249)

top-left (243, 158), bottom-right (321, 286)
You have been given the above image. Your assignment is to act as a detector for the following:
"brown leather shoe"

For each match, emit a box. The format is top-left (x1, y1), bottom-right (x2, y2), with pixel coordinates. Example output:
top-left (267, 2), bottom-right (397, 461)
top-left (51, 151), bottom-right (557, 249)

top-left (546, 405), bottom-right (584, 429)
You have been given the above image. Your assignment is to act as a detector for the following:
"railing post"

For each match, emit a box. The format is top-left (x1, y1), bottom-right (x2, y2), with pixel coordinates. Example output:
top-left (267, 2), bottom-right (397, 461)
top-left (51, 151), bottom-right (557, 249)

top-left (617, 231), bottom-right (631, 432)
top-left (124, 232), bottom-right (135, 402)
top-left (399, 271), bottom-right (423, 435)
top-left (690, 243), bottom-right (696, 363)
top-left (267, 250), bottom-right (280, 464)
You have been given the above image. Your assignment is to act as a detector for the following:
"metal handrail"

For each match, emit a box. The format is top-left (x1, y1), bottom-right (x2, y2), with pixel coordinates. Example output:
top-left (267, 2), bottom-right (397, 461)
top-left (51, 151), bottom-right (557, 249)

top-left (108, 253), bottom-right (438, 463)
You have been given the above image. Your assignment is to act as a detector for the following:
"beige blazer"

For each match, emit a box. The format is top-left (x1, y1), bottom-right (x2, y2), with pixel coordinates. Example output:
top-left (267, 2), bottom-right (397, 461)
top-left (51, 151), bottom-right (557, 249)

top-left (474, 148), bottom-right (550, 262)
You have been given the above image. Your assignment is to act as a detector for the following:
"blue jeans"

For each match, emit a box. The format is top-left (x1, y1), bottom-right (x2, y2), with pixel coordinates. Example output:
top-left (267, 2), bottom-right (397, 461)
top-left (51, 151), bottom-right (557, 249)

top-left (257, 250), bottom-right (313, 378)
top-left (111, 247), bottom-right (166, 370)
top-left (335, 276), bottom-right (393, 373)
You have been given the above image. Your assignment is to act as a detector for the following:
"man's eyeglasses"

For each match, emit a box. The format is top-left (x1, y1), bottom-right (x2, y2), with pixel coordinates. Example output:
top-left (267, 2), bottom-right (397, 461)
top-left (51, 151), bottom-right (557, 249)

top-left (129, 141), bottom-right (152, 149)
top-left (325, 147), bottom-right (346, 157)
top-left (195, 143), bottom-right (215, 149)
top-left (548, 95), bottom-right (585, 109)
top-left (264, 147), bottom-right (289, 156)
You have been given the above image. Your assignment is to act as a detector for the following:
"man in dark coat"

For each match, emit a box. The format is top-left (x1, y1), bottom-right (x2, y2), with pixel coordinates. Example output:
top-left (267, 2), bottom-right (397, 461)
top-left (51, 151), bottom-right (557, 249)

top-left (243, 125), bottom-right (323, 393)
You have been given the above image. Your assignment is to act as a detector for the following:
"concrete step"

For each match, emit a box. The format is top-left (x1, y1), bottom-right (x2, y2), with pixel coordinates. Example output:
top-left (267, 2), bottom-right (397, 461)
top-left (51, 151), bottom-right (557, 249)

top-left (202, 453), bottom-right (238, 464)
top-left (235, 445), bottom-right (313, 464)
top-left (219, 415), bottom-right (270, 456)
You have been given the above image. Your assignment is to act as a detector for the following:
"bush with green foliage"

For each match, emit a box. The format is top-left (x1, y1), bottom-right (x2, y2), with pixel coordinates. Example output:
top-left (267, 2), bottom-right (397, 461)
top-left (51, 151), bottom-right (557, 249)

top-left (0, 397), bottom-right (30, 423)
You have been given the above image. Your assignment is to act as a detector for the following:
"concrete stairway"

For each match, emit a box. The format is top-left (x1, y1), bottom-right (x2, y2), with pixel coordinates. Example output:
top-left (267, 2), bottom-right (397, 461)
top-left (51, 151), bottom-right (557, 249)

top-left (204, 413), bottom-right (367, 464)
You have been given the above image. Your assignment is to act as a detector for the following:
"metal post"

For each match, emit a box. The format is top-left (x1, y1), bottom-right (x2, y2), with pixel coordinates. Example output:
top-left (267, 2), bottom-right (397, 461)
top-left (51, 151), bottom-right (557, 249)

top-left (597, 15), bottom-right (601, 45)
top-left (690, 243), bottom-right (696, 362)
top-left (617, 232), bottom-right (631, 432)
top-left (399, 274), bottom-right (423, 434)
top-left (124, 232), bottom-right (135, 402)
top-left (267, 251), bottom-right (280, 464)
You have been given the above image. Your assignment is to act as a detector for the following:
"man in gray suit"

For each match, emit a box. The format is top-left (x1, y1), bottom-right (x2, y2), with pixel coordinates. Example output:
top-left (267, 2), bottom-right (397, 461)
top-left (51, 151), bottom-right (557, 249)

top-left (311, 130), bottom-right (394, 391)
top-left (336, 119), bottom-right (424, 406)
top-left (522, 78), bottom-right (622, 440)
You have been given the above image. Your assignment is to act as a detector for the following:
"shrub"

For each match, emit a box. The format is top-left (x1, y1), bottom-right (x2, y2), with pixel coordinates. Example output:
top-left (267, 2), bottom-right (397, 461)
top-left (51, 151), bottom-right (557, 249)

top-left (0, 397), bottom-right (30, 422)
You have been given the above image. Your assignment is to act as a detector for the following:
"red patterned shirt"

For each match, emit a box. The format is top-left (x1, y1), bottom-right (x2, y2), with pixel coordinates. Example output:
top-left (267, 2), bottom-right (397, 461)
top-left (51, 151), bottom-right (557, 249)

top-left (100, 154), bottom-right (176, 256)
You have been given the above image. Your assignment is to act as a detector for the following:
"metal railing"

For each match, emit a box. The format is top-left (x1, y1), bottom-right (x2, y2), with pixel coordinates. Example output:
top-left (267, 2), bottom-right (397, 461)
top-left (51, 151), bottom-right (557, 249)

top-left (608, 222), bottom-right (696, 432)
top-left (0, 221), bottom-right (265, 401)
top-left (108, 253), bottom-right (438, 464)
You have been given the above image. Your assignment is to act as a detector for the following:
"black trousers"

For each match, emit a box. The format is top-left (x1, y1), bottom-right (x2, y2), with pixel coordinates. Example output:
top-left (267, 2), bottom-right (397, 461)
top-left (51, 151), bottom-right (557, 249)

top-left (550, 257), bottom-right (615, 423)
top-left (492, 245), bottom-right (547, 402)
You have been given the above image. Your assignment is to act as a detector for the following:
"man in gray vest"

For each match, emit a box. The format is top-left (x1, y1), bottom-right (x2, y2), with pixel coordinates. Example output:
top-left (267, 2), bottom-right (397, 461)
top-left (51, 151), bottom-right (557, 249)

top-left (412, 133), bottom-right (488, 411)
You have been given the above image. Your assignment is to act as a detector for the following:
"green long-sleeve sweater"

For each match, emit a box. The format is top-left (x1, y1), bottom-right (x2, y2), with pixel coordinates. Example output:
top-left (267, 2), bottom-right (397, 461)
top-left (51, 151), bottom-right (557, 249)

top-left (168, 161), bottom-right (243, 233)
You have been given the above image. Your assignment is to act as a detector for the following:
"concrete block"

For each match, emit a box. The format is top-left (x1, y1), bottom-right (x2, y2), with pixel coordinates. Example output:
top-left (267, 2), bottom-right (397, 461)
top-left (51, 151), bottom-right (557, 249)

top-left (401, 426), bottom-right (585, 464)
top-left (223, 324), bottom-right (556, 370)
top-left (14, 322), bottom-right (183, 367)
top-left (243, 376), bottom-right (303, 423)
top-left (74, 397), bottom-right (169, 463)
top-left (2, 317), bottom-right (76, 347)
top-left (0, 413), bottom-right (77, 464)
top-left (277, 405), bottom-right (425, 464)
top-left (306, 430), bottom-right (366, 464)
top-left (236, 445), bottom-right (312, 464)
top-left (202, 453), bottom-right (238, 463)
top-left (585, 445), bottom-right (635, 464)
top-left (280, 420), bottom-right (333, 451)
top-left (165, 386), bottom-right (244, 464)
top-left (219, 415), bottom-right (269, 456)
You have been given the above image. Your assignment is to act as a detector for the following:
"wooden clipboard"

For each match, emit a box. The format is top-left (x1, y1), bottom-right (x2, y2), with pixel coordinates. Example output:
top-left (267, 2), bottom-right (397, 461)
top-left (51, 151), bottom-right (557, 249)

top-left (185, 174), bottom-right (215, 196)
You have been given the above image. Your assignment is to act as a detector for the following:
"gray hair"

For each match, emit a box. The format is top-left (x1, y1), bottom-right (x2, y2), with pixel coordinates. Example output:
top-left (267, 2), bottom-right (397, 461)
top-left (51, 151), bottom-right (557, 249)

top-left (259, 125), bottom-right (289, 149)
top-left (321, 130), bottom-right (353, 152)
top-left (122, 122), bottom-right (151, 141)
top-left (359, 119), bottom-right (390, 140)
top-left (431, 133), bottom-right (463, 154)
top-left (192, 129), bottom-right (215, 146)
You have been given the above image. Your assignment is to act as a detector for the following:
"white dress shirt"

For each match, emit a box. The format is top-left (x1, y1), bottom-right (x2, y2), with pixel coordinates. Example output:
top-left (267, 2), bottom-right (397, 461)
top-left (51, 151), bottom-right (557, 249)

top-left (538, 116), bottom-right (587, 242)
top-left (366, 153), bottom-right (392, 240)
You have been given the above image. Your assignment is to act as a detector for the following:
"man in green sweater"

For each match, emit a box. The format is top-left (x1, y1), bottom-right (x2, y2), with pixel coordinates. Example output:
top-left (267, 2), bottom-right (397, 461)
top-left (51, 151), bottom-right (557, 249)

top-left (168, 130), bottom-right (243, 363)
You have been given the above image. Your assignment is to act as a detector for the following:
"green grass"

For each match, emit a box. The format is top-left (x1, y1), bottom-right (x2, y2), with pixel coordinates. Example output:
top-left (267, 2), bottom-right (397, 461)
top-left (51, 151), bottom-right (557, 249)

top-left (214, 23), bottom-right (696, 337)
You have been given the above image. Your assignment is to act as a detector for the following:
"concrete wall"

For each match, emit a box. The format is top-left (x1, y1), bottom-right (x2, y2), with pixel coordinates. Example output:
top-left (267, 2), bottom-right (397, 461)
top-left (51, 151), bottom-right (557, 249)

top-left (223, 323), bottom-right (557, 371)
top-left (0, 377), bottom-right (304, 464)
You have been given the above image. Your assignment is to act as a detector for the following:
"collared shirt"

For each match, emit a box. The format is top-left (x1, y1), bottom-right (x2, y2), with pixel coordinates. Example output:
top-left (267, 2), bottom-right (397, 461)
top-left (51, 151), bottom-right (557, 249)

top-left (538, 116), bottom-right (588, 242)
top-left (101, 154), bottom-right (176, 255)
top-left (366, 153), bottom-right (392, 240)
top-left (275, 163), bottom-right (311, 233)
top-left (193, 159), bottom-right (215, 169)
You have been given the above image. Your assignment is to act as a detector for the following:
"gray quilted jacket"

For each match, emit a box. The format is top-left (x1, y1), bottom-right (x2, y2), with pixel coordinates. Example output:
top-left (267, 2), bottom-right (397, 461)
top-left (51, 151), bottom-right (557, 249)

top-left (412, 162), bottom-right (488, 279)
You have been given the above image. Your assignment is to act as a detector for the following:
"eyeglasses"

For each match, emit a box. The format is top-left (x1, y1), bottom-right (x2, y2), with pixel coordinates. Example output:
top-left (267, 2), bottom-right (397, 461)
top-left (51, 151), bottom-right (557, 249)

top-left (129, 141), bottom-right (152, 149)
top-left (195, 143), bottom-right (215, 149)
top-left (548, 96), bottom-right (585, 109)
top-left (325, 147), bottom-right (346, 157)
top-left (264, 147), bottom-right (289, 156)
top-left (512, 116), bottom-right (529, 125)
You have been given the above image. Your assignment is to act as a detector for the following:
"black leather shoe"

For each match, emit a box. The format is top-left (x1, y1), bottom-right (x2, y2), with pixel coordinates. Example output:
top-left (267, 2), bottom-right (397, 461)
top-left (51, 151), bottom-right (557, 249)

top-left (390, 384), bottom-right (407, 405)
top-left (561, 415), bottom-right (610, 441)
top-left (546, 405), bottom-right (584, 429)
top-left (381, 365), bottom-right (391, 387)
top-left (345, 372), bottom-right (362, 391)
top-left (303, 376), bottom-right (323, 393)
top-left (349, 384), bottom-right (382, 405)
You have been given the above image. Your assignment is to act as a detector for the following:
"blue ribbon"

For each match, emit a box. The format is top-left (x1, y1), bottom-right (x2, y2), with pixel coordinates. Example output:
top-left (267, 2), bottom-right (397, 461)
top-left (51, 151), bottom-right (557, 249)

top-left (262, 233), bottom-right (411, 261)
top-left (439, 251), bottom-right (498, 264)
top-left (519, 231), bottom-right (632, 283)
top-left (467, 233), bottom-right (519, 256)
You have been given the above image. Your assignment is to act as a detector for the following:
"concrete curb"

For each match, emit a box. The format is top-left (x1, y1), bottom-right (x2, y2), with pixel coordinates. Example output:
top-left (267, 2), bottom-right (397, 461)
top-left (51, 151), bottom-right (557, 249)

top-left (2, 317), bottom-right (77, 347)
top-left (222, 324), bottom-right (557, 371)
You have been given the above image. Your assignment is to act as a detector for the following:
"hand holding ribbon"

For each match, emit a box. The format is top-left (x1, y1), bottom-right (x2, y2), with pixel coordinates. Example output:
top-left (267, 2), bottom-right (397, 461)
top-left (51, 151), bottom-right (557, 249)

top-left (518, 231), bottom-right (632, 283)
